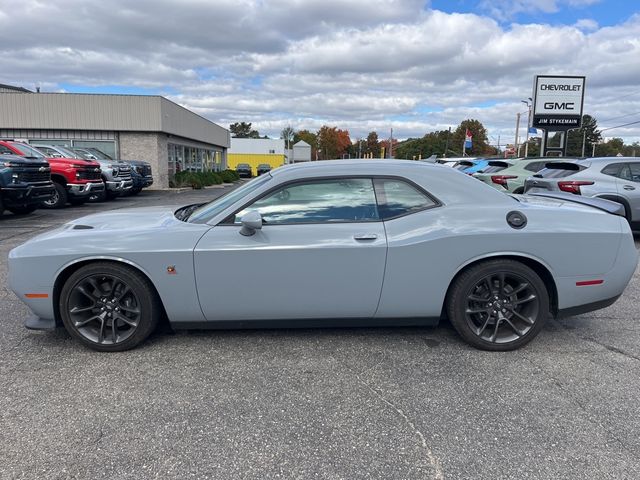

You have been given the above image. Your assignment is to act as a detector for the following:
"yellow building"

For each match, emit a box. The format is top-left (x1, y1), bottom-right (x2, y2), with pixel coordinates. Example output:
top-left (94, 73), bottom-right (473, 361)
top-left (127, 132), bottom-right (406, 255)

top-left (227, 138), bottom-right (286, 176)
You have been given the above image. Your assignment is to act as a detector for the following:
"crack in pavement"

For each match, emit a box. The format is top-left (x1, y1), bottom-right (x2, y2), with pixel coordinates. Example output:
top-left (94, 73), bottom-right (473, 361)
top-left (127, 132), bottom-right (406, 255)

top-left (338, 360), bottom-right (445, 479)
top-left (554, 318), bottom-right (640, 363)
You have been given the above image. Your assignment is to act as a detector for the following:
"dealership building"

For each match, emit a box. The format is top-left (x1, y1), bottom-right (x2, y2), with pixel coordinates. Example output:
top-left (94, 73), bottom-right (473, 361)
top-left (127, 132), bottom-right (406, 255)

top-left (0, 87), bottom-right (230, 189)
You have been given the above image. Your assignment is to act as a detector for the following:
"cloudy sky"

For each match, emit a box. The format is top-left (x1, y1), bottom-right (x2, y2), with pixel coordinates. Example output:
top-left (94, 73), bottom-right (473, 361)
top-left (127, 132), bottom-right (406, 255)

top-left (2, 0), bottom-right (639, 144)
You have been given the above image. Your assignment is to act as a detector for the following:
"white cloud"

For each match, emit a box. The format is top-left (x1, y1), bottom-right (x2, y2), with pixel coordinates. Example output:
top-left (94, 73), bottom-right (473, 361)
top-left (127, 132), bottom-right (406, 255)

top-left (0, 0), bottom-right (639, 143)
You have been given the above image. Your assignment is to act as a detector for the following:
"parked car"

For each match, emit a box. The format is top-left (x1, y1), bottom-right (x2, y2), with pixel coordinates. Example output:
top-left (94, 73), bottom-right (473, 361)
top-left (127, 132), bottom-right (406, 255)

top-left (0, 153), bottom-right (55, 215)
top-left (122, 160), bottom-right (153, 195)
top-left (457, 159), bottom-right (491, 175)
top-left (4, 143), bottom-right (104, 208)
top-left (472, 160), bottom-right (517, 185)
top-left (235, 163), bottom-right (252, 178)
top-left (524, 157), bottom-right (640, 227)
top-left (256, 164), bottom-right (272, 176)
top-left (9, 160), bottom-right (637, 352)
top-left (482, 158), bottom-right (569, 194)
top-left (436, 157), bottom-right (473, 168)
top-left (72, 148), bottom-right (133, 200)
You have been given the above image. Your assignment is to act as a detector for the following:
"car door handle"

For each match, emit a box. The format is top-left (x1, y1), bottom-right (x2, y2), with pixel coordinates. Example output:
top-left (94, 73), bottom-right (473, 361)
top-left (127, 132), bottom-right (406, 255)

top-left (354, 234), bottom-right (378, 241)
top-left (623, 185), bottom-right (635, 190)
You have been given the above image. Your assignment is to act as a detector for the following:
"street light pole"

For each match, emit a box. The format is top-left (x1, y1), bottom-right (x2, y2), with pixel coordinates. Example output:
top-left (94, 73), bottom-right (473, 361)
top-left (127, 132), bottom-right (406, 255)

top-left (521, 98), bottom-right (532, 157)
top-left (514, 112), bottom-right (521, 155)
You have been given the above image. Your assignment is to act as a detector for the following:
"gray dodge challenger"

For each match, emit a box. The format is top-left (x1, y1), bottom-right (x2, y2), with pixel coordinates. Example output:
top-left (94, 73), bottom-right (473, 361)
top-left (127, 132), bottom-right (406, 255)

top-left (8, 160), bottom-right (638, 352)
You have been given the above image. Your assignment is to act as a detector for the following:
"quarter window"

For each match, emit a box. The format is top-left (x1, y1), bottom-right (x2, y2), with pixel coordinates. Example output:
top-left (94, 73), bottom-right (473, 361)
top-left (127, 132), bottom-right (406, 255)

top-left (234, 178), bottom-right (379, 224)
top-left (524, 162), bottom-right (545, 173)
top-left (601, 163), bottom-right (622, 177)
top-left (373, 179), bottom-right (437, 219)
top-left (628, 163), bottom-right (640, 182)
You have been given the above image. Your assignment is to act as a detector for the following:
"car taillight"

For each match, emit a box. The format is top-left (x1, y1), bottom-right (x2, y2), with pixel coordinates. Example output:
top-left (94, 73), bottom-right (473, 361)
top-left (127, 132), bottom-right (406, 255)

top-left (491, 175), bottom-right (517, 186)
top-left (558, 181), bottom-right (594, 194)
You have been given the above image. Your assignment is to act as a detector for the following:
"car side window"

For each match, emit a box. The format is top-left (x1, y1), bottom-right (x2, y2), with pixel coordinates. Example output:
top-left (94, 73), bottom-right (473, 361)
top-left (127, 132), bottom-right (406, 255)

top-left (373, 178), bottom-right (437, 220)
top-left (234, 178), bottom-right (379, 224)
top-left (524, 162), bottom-right (544, 173)
top-left (0, 145), bottom-right (15, 155)
top-left (618, 164), bottom-right (632, 181)
top-left (628, 163), bottom-right (640, 183)
top-left (601, 163), bottom-right (621, 178)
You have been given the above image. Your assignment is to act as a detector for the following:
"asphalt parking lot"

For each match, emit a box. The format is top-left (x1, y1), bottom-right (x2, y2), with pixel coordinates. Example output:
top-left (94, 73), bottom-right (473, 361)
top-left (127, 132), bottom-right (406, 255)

top-left (1, 188), bottom-right (640, 480)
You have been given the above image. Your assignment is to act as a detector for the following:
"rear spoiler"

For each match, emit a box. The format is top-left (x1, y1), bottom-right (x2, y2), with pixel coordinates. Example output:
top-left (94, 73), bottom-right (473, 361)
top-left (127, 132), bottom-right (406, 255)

top-left (528, 192), bottom-right (625, 217)
top-left (488, 161), bottom-right (510, 168)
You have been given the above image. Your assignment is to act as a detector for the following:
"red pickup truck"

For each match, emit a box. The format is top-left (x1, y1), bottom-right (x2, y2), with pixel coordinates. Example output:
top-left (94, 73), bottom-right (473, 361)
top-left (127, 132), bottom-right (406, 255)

top-left (0, 141), bottom-right (104, 208)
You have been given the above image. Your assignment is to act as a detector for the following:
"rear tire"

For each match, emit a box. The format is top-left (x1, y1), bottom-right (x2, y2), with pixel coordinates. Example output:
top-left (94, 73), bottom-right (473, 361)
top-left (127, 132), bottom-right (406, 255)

top-left (446, 259), bottom-right (549, 351)
top-left (41, 181), bottom-right (68, 209)
top-left (59, 262), bottom-right (161, 352)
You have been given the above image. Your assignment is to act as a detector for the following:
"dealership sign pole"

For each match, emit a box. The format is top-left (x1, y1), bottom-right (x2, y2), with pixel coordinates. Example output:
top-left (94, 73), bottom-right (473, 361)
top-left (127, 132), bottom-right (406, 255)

top-left (531, 75), bottom-right (586, 156)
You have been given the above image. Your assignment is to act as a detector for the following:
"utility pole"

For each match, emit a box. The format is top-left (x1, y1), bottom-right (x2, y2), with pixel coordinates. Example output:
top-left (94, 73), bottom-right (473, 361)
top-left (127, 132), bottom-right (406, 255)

top-left (444, 127), bottom-right (451, 157)
top-left (389, 128), bottom-right (394, 158)
top-left (514, 112), bottom-right (521, 156)
top-left (581, 130), bottom-right (587, 157)
top-left (521, 98), bottom-right (532, 157)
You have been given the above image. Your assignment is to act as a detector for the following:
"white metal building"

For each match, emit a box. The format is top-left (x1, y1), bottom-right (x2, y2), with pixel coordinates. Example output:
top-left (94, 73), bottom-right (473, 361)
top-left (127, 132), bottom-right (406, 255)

top-left (0, 90), bottom-right (230, 188)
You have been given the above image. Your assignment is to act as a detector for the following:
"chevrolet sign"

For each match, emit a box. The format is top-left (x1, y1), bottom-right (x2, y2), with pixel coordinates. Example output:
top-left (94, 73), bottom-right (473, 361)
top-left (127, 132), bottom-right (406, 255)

top-left (532, 75), bottom-right (585, 130)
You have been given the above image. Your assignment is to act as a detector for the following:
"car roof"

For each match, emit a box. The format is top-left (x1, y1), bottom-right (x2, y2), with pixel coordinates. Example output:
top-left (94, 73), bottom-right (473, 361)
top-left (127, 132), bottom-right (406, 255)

top-left (271, 159), bottom-right (443, 176)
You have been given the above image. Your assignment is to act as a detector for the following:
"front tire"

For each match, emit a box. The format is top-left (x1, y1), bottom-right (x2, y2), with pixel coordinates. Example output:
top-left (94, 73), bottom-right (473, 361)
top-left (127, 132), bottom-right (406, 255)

top-left (41, 181), bottom-right (68, 209)
top-left (446, 259), bottom-right (549, 351)
top-left (59, 263), bottom-right (161, 352)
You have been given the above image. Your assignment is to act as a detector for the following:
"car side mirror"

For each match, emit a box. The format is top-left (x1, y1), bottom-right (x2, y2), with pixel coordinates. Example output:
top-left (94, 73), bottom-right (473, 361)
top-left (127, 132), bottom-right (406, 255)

top-left (239, 210), bottom-right (263, 236)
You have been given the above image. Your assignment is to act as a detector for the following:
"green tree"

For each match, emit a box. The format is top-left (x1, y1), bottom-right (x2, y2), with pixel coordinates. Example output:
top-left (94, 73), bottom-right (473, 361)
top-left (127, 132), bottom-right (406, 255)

top-left (294, 129), bottom-right (318, 159)
top-left (364, 131), bottom-right (380, 158)
top-left (450, 119), bottom-right (493, 156)
top-left (597, 137), bottom-right (624, 157)
top-left (565, 114), bottom-right (602, 156)
top-left (395, 130), bottom-right (451, 159)
top-left (229, 122), bottom-right (261, 138)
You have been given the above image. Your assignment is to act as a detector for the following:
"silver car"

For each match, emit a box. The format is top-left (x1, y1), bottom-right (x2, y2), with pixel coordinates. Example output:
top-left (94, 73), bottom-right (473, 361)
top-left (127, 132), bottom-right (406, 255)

top-left (8, 160), bottom-right (637, 352)
top-left (524, 157), bottom-right (640, 226)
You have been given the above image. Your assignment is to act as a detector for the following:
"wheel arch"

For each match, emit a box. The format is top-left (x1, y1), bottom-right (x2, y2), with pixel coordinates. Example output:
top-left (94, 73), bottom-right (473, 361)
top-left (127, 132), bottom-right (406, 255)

top-left (50, 173), bottom-right (68, 185)
top-left (442, 253), bottom-right (559, 318)
top-left (52, 257), bottom-right (168, 327)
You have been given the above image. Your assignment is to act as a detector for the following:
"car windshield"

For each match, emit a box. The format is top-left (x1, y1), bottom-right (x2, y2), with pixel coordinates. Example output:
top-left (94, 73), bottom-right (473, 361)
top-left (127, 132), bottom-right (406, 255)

top-left (56, 146), bottom-right (84, 159)
top-left (186, 173), bottom-right (272, 223)
top-left (10, 142), bottom-right (45, 159)
top-left (87, 148), bottom-right (113, 160)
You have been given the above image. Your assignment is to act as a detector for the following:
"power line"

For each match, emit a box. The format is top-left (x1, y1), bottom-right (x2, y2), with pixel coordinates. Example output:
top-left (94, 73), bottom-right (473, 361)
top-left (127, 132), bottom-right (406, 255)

top-left (599, 111), bottom-right (640, 123)
top-left (600, 119), bottom-right (640, 133)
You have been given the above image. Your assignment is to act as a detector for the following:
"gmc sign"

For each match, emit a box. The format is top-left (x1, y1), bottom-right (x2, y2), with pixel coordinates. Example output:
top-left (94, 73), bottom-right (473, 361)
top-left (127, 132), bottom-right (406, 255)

top-left (532, 75), bottom-right (585, 130)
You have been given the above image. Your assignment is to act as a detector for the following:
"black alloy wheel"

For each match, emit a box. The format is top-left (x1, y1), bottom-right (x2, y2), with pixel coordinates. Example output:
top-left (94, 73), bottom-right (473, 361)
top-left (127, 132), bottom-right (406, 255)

top-left (41, 181), bottom-right (68, 209)
top-left (60, 263), bottom-right (160, 352)
top-left (447, 259), bottom-right (549, 351)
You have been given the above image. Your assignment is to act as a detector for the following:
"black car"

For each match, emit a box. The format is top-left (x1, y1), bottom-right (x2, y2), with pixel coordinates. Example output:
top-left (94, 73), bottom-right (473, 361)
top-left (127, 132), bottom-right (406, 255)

top-left (256, 163), bottom-right (272, 176)
top-left (235, 163), bottom-right (252, 178)
top-left (0, 153), bottom-right (55, 215)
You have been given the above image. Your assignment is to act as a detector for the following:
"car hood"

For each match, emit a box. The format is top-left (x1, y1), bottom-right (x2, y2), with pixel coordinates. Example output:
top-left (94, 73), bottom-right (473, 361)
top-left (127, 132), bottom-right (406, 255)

top-left (65, 206), bottom-right (182, 231)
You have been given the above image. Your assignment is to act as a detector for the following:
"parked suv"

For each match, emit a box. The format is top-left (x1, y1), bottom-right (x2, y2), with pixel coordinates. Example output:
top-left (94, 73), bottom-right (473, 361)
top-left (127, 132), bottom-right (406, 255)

top-left (524, 157), bottom-right (640, 226)
top-left (121, 160), bottom-right (153, 195)
top-left (6, 143), bottom-right (104, 208)
top-left (235, 163), bottom-right (252, 178)
top-left (0, 153), bottom-right (54, 215)
top-left (256, 163), bottom-right (272, 175)
top-left (479, 158), bottom-right (569, 194)
top-left (72, 148), bottom-right (133, 199)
